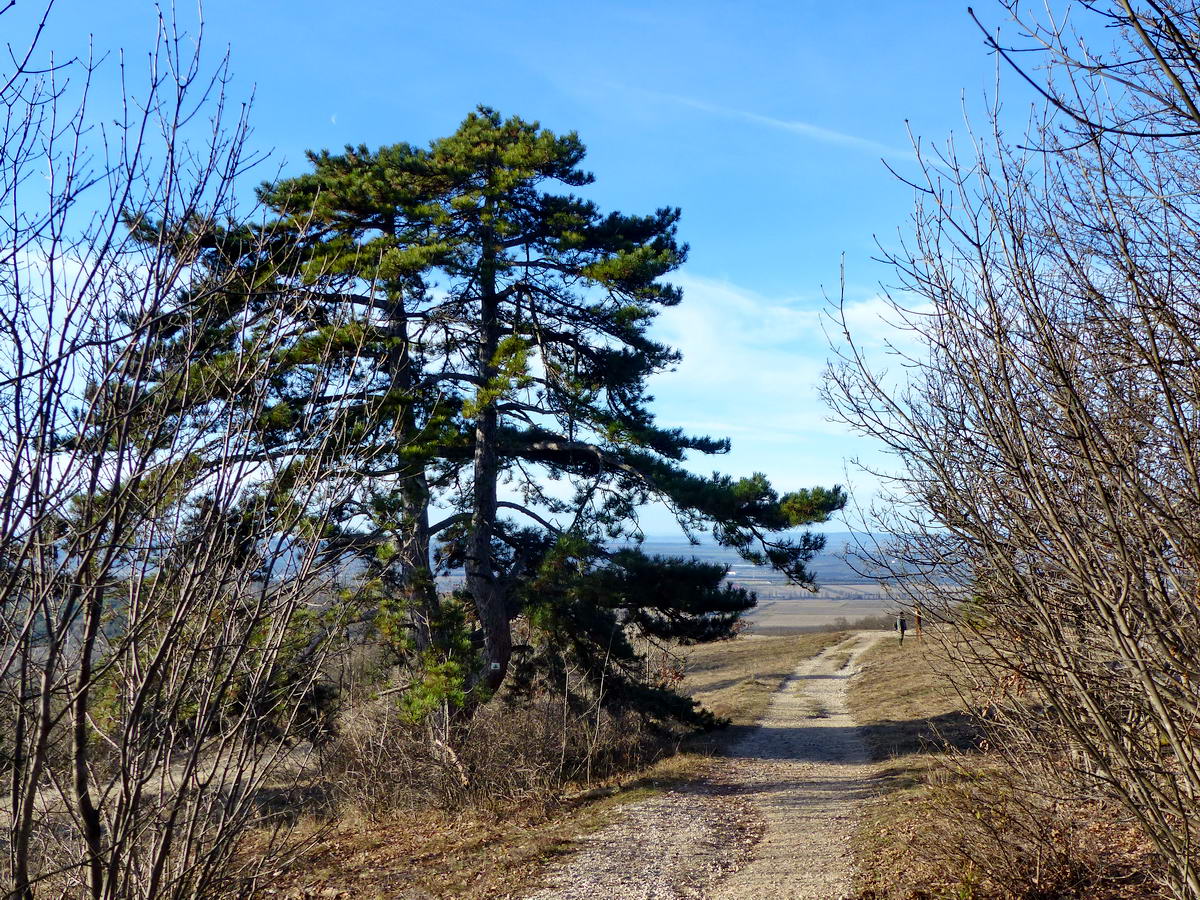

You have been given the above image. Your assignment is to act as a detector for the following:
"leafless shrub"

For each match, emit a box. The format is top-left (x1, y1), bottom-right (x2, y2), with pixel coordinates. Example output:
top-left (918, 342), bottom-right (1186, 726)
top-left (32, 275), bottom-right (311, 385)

top-left (826, 3), bottom-right (1200, 897)
top-left (0, 5), bottom-right (372, 897)
top-left (897, 752), bottom-right (1154, 900)
top-left (323, 669), bottom-right (662, 820)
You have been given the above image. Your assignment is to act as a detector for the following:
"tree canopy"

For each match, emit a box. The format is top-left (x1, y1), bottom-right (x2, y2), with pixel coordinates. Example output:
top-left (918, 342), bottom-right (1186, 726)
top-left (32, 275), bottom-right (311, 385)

top-left (159, 106), bottom-right (845, 722)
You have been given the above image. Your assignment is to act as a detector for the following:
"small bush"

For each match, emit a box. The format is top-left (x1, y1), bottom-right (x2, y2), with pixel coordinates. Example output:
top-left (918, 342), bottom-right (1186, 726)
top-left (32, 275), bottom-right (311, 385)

top-left (322, 689), bottom-right (665, 820)
top-left (922, 762), bottom-right (1101, 899)
top-left (858, 751), bottom-right (1165, 900)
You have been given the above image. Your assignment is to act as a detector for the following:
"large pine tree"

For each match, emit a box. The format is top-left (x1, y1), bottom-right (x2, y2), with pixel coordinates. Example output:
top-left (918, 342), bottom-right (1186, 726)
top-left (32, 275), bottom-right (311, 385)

top-left (157, 107), bottom-right (845, 720)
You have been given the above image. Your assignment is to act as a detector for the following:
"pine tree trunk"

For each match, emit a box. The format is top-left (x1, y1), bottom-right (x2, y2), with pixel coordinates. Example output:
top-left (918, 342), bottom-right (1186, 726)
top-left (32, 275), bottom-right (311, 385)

top-left (385, 289), bottom-right (442, 654)
top-left (400, 480), bottom-right (440, 654)
top-left (466, 230), bottom-right (510, 694)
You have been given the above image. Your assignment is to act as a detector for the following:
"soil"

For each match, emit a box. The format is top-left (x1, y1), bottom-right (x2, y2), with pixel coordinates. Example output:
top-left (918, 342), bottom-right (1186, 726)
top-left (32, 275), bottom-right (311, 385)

top-left (522, 631), bottom-right (886, 899)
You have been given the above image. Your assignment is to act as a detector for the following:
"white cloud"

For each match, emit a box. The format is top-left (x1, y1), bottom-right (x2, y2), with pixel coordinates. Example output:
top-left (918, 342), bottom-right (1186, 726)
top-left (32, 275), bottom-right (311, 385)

top-left (654, 274), bottom-right (820, 384)
top-left (652, 274), bottom-right (847, 450)
top-left (643, 272), bottom-right (912, 522)
top-left (653, 272), bottom-right (911, 414)
top-left (617, 85), bottom-right (918, 162)
top-left (829, 293), bottom-right (933, 352)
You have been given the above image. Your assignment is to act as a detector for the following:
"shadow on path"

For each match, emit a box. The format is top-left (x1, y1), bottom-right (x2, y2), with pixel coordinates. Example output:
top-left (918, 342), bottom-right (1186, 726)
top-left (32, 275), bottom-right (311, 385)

top-left (861, 709), bottom-right (982, 759)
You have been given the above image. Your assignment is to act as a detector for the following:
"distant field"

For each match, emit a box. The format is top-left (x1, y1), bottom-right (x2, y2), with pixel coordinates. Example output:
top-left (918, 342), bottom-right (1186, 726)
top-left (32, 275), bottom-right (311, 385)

top-left (743, 582), bottom-right (892, 631)
top-left (633, 532), bottom-right (885, 584)
top-left (637, 532), bottom-right (896, 631)
top-left (434, 533), bottom-right (896, 630)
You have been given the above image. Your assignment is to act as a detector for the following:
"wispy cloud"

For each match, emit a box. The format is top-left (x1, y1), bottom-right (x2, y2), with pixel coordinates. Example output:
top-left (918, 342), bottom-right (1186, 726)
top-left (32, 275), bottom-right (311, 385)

top-left (619, 85), bottom-right (917, 162)
top-left (652, 274), bottom-right (850, 443)
top-left (646, 273), bottom-right (907, 508)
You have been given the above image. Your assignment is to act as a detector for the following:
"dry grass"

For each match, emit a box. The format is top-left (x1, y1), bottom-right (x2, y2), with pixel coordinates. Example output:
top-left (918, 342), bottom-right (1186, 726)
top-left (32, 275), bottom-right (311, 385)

top-left (680, 630), bottom-right (849, 728)
top-left (847, 631), bottom-right (982, 899)
top-left (250, 754), bottom-right (717, 899)
top-left (846, 629), bottom-right (1166, 900)
top-left (850, 630), bottom-right (978, 764)
top-left (249, 793), bottom-right (637, 899)
top-left (251, 631), bottom-right (844, 898)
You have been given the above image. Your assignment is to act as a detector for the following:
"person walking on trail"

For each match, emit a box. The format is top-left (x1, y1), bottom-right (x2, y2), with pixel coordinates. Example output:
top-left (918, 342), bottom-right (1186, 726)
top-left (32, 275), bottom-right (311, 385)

top-left (896, 613), bottom-right (908, 645)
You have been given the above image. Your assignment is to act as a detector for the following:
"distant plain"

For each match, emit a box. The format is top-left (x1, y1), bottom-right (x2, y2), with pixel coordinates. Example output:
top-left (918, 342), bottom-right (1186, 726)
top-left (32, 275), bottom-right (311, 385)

top-left (435, 532), bottom-right (895, 632)
top-left (651, 533), bottom-right (894, 632)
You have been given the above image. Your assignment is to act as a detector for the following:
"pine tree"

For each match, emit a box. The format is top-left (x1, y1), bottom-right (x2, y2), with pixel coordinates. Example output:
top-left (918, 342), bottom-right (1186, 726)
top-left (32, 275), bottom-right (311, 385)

top-left (154, 107), bottom-right (846, 722)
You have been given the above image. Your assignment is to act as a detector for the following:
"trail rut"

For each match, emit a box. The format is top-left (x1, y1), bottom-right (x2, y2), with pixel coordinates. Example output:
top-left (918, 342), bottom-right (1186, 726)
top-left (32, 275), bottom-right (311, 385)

top-left (523, 631), bottom-right (885, 900)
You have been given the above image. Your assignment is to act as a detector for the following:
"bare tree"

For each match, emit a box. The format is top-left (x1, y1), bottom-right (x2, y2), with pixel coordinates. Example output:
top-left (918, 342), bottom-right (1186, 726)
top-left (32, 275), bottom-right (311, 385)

top-left (826, 2), bottom-right (1200, 897)
top-left (0, 5), bottom-right (372, 897)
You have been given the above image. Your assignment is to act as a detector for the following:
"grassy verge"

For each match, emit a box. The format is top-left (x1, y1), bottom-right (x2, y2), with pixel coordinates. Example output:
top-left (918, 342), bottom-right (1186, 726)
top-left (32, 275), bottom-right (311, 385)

top-left (846, 631), bottom-right (977, 900)
top-left (682, 630), bottom-right (849, 728)
top-left (248, 777), bottom-right (684, 900)
top-left (847, 630), bottom-right (1164, 900)
top-left (849, 630), bottom-right (977, 786)
top-left (254, 630), bottom-right (844, 898)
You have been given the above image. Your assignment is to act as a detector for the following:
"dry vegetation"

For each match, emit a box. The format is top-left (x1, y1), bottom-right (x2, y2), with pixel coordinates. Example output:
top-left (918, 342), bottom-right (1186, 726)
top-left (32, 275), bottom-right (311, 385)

top-left (823, 4), bottom-right (1200, 896)
top-left (246, 784), bottom-right (668, 900)
top-left (252, 630), bottom-right (845, 899)
top-left (850, 630), bottom-right (975, 764)
top-left (680, 631), bottom-right (847, 727)
top-left (848, 629), bottom-right (1166, 900)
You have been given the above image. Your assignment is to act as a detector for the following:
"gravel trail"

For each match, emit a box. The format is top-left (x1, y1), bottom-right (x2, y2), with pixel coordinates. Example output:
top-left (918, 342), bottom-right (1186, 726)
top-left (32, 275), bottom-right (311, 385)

top-left (522, 631), bottom-right (885, 900)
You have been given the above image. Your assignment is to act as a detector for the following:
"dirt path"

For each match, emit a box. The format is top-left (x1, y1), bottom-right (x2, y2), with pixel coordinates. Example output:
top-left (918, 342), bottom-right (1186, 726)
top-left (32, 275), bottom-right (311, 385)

top-left (523, 631), bottom-right (885, 900)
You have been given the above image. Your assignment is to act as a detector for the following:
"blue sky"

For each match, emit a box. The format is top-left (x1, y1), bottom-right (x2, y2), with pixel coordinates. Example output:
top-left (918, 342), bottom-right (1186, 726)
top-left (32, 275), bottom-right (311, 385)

top-left (10, 1), bottom-right (1025, 534)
